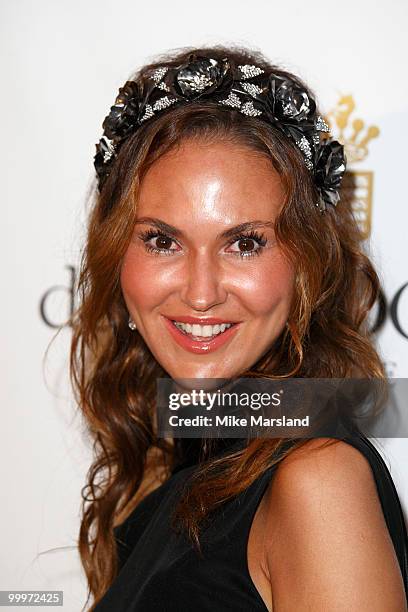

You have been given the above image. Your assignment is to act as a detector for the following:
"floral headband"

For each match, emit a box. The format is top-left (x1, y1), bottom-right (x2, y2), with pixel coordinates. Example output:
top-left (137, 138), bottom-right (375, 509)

top-left (94, 53), bottom-right (346, 211)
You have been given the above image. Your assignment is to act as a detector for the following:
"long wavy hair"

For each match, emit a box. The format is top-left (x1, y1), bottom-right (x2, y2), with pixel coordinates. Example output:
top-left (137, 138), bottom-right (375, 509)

top-left (69, 44), bottom-right (385, 609)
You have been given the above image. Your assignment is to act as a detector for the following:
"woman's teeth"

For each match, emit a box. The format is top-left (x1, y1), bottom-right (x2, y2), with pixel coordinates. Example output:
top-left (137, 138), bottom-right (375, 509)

top-left (173, 321), bottom-right (233, 339)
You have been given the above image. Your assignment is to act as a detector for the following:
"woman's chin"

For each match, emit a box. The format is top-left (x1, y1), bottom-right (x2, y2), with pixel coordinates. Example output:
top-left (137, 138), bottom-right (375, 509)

top-left (161, 363), bottom-right (241, 389)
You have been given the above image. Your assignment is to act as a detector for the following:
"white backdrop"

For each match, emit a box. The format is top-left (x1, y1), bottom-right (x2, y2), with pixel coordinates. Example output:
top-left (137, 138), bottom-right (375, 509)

top-left (2, 1), bottom-right (408, 609)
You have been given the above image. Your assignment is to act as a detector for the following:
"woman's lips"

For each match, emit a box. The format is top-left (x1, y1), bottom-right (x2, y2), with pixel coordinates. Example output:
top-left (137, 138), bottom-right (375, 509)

top-left (161, 315), bottom-right (241, 354)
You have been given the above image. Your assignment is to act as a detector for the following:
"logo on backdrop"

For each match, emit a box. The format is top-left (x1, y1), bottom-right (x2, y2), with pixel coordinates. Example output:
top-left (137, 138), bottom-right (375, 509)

top-left (326, 95), bottom-right (380, 239)
top-left (39, 265), bottom-right (76, 329)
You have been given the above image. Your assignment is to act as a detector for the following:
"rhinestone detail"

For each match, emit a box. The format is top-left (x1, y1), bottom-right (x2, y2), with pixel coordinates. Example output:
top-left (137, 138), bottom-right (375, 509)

top-left (152, 96), bottom-right (177, 111)
top-left (219, 92), bottom-right (242, 108)
top-left (239, 81), bottom-right (263, 97)
top-left (238, 64), bottom-right (264, 79)
top-left (139, 104), bottom-right (155, 123)
top-left (151, 67), bottom-right (169, 83)
top-left (103, 138), bottom-right (115, 162)
top-left (157, 81), bottom-right (170, 92)
top-left (316, 115), bottom-right (330, 132)
top-left (298, 136), bottom-right (312, 158)
top-left (240, 101), bottom-right (262, 117)
top-left (297, 136), bottom-right (314, 170)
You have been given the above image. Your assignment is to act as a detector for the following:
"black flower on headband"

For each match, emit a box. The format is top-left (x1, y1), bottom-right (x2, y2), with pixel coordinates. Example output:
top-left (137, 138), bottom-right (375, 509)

top-left (102, 80), bottom-right (141, 140)
top-left (174, 55), bottom-right (232, 99)
top-left (94, 81), bottom-right (141, 184)
top-left (314, 140), bottom-right (347, 209)
top-left (267, 75), bottom-right (316, 125)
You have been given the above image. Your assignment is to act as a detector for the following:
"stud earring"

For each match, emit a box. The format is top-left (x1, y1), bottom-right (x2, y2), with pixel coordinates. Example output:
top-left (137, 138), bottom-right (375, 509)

top-left (128, 316), bottom-right (137, 331)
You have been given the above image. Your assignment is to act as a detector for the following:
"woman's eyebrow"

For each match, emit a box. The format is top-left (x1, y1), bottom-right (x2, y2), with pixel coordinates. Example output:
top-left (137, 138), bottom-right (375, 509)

top-left (133, 217), bottom-right (275, 239)
top-left (219, 220), bottom-right (275, 239)
top-left (133, 217), bottom-right (182, 238)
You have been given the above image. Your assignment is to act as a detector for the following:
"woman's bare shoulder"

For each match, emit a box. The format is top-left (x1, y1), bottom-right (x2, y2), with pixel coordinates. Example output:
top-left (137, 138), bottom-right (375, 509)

top-left (273, 436), bottom-right (374, 481)
top-left (262, 437), bottom-right (407, 611)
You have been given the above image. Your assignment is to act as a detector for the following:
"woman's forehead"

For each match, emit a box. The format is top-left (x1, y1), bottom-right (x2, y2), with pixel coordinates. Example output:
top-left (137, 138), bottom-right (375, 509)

top-left (136, 139), bottom-right (285, 221)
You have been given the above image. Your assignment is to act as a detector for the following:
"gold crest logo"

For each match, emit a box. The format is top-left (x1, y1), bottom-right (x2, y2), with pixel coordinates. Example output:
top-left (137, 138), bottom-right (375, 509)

top-left (325, 95), bottom-right (379, 239)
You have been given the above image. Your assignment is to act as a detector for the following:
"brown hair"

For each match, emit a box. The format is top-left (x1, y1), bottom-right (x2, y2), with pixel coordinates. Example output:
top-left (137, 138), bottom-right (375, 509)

top-left (69, 44), bottom-right (385, 609)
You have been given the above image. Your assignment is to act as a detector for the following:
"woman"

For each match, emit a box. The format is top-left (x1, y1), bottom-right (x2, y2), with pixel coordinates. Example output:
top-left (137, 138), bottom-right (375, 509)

top-left (70, 45), bottom-right (408, 610)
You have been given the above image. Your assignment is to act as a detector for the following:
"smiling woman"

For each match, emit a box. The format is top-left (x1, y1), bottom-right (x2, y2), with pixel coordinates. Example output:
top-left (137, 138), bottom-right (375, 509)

top-left (120, 139), bottom-right (294, 377)
top-left (69, 44), bottom-right (408, 611)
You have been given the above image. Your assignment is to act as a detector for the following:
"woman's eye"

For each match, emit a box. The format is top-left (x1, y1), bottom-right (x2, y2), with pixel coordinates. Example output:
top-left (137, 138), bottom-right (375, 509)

top-left (227, 232), bottom-right (267, 258)
top-left (228, 237), bottom-right (261, 256)
top-left (139, 230), bottom-right (180, 256)
top-left (150, 235), bottom-right (176, 251)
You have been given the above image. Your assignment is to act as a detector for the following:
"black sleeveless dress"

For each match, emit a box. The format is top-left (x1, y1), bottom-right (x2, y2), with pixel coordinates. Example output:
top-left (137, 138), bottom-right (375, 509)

top-left (94, 433), bottom-right (408, 611)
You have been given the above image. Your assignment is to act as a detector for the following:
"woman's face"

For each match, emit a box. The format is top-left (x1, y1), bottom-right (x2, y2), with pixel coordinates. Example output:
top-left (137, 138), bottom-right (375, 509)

top-left (120, 139), bottom-right (295, 380)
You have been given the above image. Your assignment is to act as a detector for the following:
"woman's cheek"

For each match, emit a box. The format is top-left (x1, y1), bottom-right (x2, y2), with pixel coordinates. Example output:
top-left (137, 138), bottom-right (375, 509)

top-left (233, 252), bottom-right (295, 314)
top-left (120, 248), bottom-right (177, 308)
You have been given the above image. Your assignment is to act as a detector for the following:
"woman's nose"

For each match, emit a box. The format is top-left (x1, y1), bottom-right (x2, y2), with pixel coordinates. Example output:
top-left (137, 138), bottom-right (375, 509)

top-left (179, 250), bottom-right (228, 312)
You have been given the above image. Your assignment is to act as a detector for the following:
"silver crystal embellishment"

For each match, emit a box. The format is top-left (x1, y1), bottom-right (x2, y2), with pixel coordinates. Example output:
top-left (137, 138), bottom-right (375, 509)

top-left (240, 101), bottom-right (262, 117)
top-left (219, 92), bottom-right (242, 109)
top-left (297, 136), bottom-right (312, 158)
top-left (151, 67), bottom-right (169, 84)
top-left (152, 96), bottom-right (177, 111)
top-left (239, 81), bottom-right (263, 98)
top-left (238, 64), bottom-right (264, 79)
top-left (102, 138), bottom-right (115, 162)
top-left (157, 81), bottom-right (170, 92)
top-left (316, 115), bottom-right (330, 132)
top-left (313, 132), bottom-right (320, 146)
top-left (139, 104), bottom-right (155, 123)
top-left (297, 136), bottom-right (314, 170)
